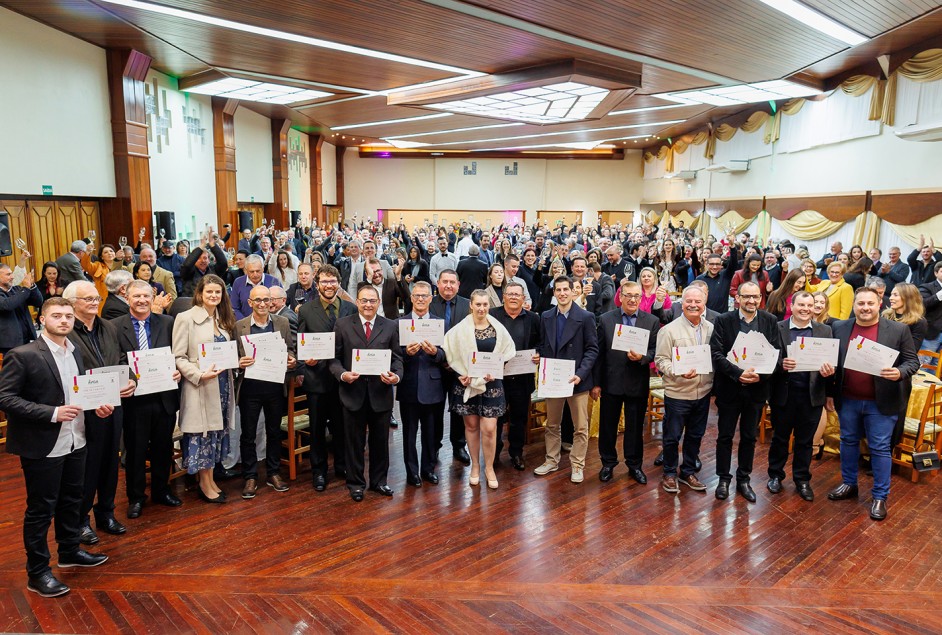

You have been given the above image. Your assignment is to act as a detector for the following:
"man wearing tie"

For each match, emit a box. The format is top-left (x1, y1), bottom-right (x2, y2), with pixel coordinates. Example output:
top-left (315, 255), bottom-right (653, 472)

top-left (297, 265), bottom-right (355, 491)
top-left (329, 283), bottom-right (404, 501)
top-left (593, 280), bottom-right (659, 485)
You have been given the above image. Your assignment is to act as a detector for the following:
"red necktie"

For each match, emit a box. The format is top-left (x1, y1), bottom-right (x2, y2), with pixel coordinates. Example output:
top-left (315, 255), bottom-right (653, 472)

top-left (365, 321), bottom-right (372, 341)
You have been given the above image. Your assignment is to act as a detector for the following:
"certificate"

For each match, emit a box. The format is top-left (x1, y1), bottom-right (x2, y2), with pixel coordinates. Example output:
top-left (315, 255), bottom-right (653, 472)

top-left (72, 373), bottom-right (121, 409)
top-left (537, 358), bottom-right (576, 398)
top-left (787, 336), bottom-right (839, 372)
top-left (297, 332), bottom-right (335, 361)
top-left (504, 349), bottom-right (538, 376)
top-left (727, 346), bottom-right (778, 375)
top-left (128, 347), bottom-right (177, 395)
top-left (244, 349), bottom-right (288, 383)
top-left (89, 365), bottom-right (130, 381)
top-left (398, 318), bottom-right (445, 347)
top-left (611, 324), bottom-right (650, 354)
top-left (844, 336), bottom-right (899, 377)
top-left (466, 351), bottom-right (504, 379)
top-left (351, 349), bottom-right (391, 376)
top-left (671, 345), bottom-right (713, 375)
top-left (198, 340), bottom-right (240, 371)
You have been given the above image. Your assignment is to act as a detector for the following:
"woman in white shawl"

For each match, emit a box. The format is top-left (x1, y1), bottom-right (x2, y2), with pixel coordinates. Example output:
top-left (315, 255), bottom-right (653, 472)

top-left (444, 289), bottom-right (516, 489)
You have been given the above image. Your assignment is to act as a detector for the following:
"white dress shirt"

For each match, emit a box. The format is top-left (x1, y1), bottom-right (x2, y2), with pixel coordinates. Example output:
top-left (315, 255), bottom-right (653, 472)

top-left (43, 334), bottom-right (86, 457)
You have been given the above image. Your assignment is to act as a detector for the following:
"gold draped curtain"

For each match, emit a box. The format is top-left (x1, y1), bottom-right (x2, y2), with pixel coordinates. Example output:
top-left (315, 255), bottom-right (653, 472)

top-left (882, 49), bottom-right (942, 126)
top-left (755, 210), bottom-right (772, 245)
top-left (669, 210), bottom-right (700, 230)
top-left (852, 211), bottom-right (881, 251)
top-left (714, 210), bottom-right (754, 236)
top-left (645, 210), bottom-right (666, 225)
top-left (698, 213), bottom-right (711, 239)
top-left (887, 215), bottom-right (942, 249)
top-left (777, 210), bottom-right (845, 240)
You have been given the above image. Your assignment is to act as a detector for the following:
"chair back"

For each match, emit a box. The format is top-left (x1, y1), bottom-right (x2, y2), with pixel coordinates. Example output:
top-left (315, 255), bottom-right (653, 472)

top-left (919, 349), bottom-right (942, 378)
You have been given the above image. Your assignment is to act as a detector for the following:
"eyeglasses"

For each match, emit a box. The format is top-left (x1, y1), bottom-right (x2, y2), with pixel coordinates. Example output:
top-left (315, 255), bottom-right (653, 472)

top-left (412, 293), bottom-right (431, 299)
top-left (318, 280), bottom-right (338, 286)
top-left (739, 294), bottom-right (762, 300)
top-left (76, 296), bottom-right (102, 303)
top-left (357, 298), bottom-right (379, 305)
top-left (621, 293), bottom-right (642, 300)
top-left (250, 298), bottom-right (271, 304)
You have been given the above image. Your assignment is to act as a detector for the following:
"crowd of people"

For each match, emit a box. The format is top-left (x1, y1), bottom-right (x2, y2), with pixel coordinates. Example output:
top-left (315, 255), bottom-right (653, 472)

top-left (0, 215), bottom-right (940, 598)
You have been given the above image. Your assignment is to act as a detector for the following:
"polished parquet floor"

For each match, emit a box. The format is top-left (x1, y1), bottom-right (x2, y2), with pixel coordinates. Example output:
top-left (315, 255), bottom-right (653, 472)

top-left (2, 406), bottom-right (942, 634)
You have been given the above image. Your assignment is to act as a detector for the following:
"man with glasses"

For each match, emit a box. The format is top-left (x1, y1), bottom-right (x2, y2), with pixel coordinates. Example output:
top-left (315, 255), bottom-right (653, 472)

top-left (709, 281), bottom-right (781, 502)
top-left (695, 244), bottom-right (740, 314)
top-left (297, 265), bottom-right (356, 491)
top-left (0, 263), bottom-right (42, 355)
top-left (231, 255), bottom-right (283, 320)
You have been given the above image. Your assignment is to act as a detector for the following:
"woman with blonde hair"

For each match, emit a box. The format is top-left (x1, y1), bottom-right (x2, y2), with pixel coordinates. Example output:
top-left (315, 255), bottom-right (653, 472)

top-left (810, 262), bottom-right (853, 320)
top-left (884, 282), bottom-right (927, 446)
top-left (811, 291), bottom-right (833, 326)
top-left (801, 258), bottom-right (822, 288)
top-left (485, 262), bottom-right (506, 308)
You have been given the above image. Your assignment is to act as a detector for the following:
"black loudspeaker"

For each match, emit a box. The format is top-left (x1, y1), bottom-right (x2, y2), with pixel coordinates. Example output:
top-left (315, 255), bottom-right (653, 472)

top-left (154, 211), bottom-right (176, 241)
top-left (238, 210), bottom-right (254, 232)
top-left (290, 209), bottom-right (302, 227)
top-left (0, 211), bottom-right (11, 257)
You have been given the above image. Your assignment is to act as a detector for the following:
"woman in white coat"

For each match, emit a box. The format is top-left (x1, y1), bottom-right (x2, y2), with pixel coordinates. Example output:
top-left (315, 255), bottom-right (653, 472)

top-left (172, 274), bottom-right (238, 503)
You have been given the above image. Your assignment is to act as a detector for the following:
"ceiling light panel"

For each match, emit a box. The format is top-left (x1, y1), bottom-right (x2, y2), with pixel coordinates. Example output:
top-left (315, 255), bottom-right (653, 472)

top-left (421, 82), bottom-right (612, 124)
top-left (182, 78), bottom-right (331, 104)
top-left (653, 80), bottom-right (822, 106)
top-left (427, 119), bottom-right (686, 147)
top-left (755, 0), bottom-right (867, 46)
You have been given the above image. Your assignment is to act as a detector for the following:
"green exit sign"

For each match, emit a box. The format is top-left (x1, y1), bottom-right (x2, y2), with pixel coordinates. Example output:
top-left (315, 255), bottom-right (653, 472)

top-left (42, 185), bottom-right (53, 196)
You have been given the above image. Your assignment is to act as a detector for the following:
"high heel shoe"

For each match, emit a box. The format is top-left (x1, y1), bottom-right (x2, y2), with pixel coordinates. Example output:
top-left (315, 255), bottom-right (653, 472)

top-left (813, 444), bottom-right (824, 460)
top-left (199, 488), bottom-right (226, 504)
top-left (485, 470), bottom-right (498, 489)
top-left (469, 474), bottom-right (480, 486)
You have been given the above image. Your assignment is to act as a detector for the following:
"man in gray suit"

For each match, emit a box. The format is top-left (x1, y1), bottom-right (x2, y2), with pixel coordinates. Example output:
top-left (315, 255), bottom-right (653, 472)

top-left (55, 241), bottom-right (89, 287)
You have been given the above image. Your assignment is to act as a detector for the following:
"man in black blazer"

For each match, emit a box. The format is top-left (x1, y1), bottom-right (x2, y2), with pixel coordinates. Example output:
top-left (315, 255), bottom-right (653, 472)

top-left (429, 269), bottom-right (472, 465)
top-left (397, 281), bottom-right (447, 486)
top-left (710, 281), bottom-right (782, 502)
top-left (826, 287), bottom-right (919, 521)
top-left (534, 275), bottom-right (599, 484)
top-left (918, 261), bottom-right (942, 355)
top-left (329, 283), bottom-right (404, 501)
top-left (0, 263), bottom-right (42, 355)
top-left (100, 270), bottom-right (132, 320)
top-left (0, 298), bottom-right (110, 598)
top-left (55, 240), bottom-right (89, 288)
top-left (113, 281), bottom-right (182, 517)
top-left (297, 265), bottom-right (356, 491)
top-left (364, 257), bottom-right (410, 319)
top-left (592, 280), bottom-right (659, 485)
top-left (456, 245), bottom-right (489, 299)
top-left (767, 291), bottom-right (834, 501)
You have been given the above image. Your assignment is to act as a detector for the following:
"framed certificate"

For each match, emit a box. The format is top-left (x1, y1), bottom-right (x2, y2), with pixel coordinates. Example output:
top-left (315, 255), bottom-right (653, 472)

top-left (466, 351), bottom-right (504, 379)
top-left (351, 349), bottom-right (391, 376)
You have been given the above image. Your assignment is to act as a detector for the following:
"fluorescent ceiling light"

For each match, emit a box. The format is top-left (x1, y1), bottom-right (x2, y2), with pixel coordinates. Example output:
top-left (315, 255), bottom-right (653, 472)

top-left (421, 82), bottom-right (610, 124)
top-left (385, 140), bottom-right (431, 149)
top-left (756, 0), bottom-right (867, 46)
top-left (332, 113), bottom-right (453, 131)
top-left (653, 80), bottom-right (822, 106)
top-left (608, 104), bottom-right (690, 116)
top-left (384, 122), bottom-right (524, 140)
top-left (183, 78), bottom-right (331, 104)
top-left (482, 135), bottom-right (647, 151)
top-left (428, 119), bottom-right (686, 147)
top-left (98, 0), bottom-right (483, 76)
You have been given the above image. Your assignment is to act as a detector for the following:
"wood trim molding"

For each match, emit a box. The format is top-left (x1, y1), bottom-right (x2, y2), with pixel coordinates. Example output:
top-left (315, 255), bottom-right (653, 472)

top-left (870, 191), bottom-right (942, 225)
top-left (334, 145), bottom-right (347, 226)
top-left (666, 200), bottom-right (705, 214)
top-left (703, 199), bottom-right (763, 218)
top-left (764, 194), bottom-right (865, 221)
top-left (270, 119), bottom-right (291, 228)
top-left (311, 134), bottom-right (325, 226)
top-left (213, 96), bottom-right (240, 232)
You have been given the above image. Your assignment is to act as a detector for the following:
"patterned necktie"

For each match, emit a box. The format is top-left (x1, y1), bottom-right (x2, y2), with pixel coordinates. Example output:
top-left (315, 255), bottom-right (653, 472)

top-left (364, 321), bottom-right (372, 341)
top-left (137, 320), bottom-right (149, 350)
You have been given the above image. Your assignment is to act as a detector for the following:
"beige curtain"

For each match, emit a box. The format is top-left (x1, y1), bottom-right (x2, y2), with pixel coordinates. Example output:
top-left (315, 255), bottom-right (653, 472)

top-left (777, 210), bottom-right (845, 240)
top-left (887, 216), bottom-right (942, 249)
top-left (841, 75), bottom-right (877, 96)
top-left (645, 210), bottom-right (666, 225)
top-left (705, 131), bottom-right (717, 160)
top-left (740, 111), bottom-right (769, 133)
top-left (672, 139), bottom-right (689, 155)
top-left (764, 111), bottom-right (781, 144)
top-left (656, 145), bottom-right (674, 173)
top-left (755, 211), bottom-right (772, 245)
top-left (643, 151), bottom-right (656, 164)
top-left (714, 123), bottom-right (737, 142)
top-left (698, 213), bottom-right (712, 239)
top-left (714, 210), bottom-right (754, 236)
top-left (852, 211), bottom-right (881, 251)
top-left (898, 48), bottom-right (942, 81)
top-left (690, 131), bottom-right (710, 145)
top-left (781, 99), bottom-right (806, 115)
top-left (670, 210), bottom-right (700, 230)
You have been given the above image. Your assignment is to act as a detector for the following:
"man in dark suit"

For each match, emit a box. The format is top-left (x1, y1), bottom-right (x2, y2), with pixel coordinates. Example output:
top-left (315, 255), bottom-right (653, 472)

top-left (589, 262), bottom-right (616, 315)
top-left (826, 286), bottom-right (920, 521)
top-left (767, 291), bottom-right (834, 501)
top-left (456, 244), bottom-right (489, 298)
top-left (180, 231), bottom-right (228, 297)
top-left (100, 270), bottom-right (132, 320)
top-left (113, 281), bottom-right (182, 518)
top-left (397, 281), bottom-right (447, 486)
top-left (0, 298), bottom-right (110, 598)
top-left (534, 275), bottom-right (599, 484)
top-left (0, 263), bottom-right (42, 355)
top-left (269, 285), bottom-right (299, 340)
top-left (55, 240), bottom-right (89, 288)
top-left (286, 263), bottom-right (318, 310)
top-left (763, 250), bottom-right (783, 289)
top-left (592, 280), bottom-right (659, 485)
top-left (363, 257), bottom-right (410, 319)
top-left (709, 281), bottom-right (782, 503)
top-left (429, 269), bottom-right (472, 465)
top-left (918, 261), bottom-right (942, 356)
top-left (329, 283), bottom-right (404, 501)
top-left (877, 246), bottom-right (910, 295)
top-left (297, 264), bottom-right (356, 492)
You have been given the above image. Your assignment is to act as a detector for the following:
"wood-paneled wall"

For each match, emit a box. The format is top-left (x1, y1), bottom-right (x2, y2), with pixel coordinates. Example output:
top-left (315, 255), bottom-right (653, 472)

top-left (0, 199), bottom-right (100, 275)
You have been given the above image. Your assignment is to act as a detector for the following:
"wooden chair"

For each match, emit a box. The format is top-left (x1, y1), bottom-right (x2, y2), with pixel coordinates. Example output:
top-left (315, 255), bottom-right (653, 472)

top-left (646, 375), bottom-right (665, 434)
top-left (918, 349), bottom-right (942, 378)
top-left (893, 384), bottom-right (942, 483)
top-left (169, 424), bottom-right (187, 482)
top-left (526, 392), bottom-right (547, 444)
top-left (758, 403), bottom-right (773, 444)
top-left (280, 382), bottom-right (311, 480)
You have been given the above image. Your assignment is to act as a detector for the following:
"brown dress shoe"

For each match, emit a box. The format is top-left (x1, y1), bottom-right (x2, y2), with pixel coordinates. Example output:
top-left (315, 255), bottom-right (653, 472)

top-left (267, 474), bottom-right (290, 492)
top-left (679, 474), bottom-right (707, 491)
top-left (241, 479), bottom-right (258, 499)
top-left (661, 476), bottom-right (679, 493)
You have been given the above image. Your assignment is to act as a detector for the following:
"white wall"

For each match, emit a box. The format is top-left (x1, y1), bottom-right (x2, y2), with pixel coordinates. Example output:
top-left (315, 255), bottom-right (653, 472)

top-left (344, 151), bottom-right (643, 225)
top-left (321, 141), bottom-right (337, 205)
top-left (0, 7), bottom-right (115, 197)
top-left (146, 69), bottom-right (217, 241)
top-left (234, 108), bottom-right (274, 203)
top-left (287, 128), bottom-right (311, 220)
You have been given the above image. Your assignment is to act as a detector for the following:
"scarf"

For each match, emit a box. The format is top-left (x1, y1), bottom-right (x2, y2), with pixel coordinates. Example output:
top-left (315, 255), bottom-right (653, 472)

top-left (444, 314), bottom-right (517, 402)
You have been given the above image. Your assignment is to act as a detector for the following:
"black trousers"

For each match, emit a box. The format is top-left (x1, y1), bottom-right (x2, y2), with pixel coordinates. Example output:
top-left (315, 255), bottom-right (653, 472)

top-left (769, 392), bottom-right (821, 483)
top-left (400, 400), bottom-right (442, 477)
top-left (344, 405), bottom-right (391, 491)
top-left (497, 380), bottom-right (531, 459)
top-left (82, 411), bottom-right (121, 524)
top-left (123, 397), bottom-right (175, 503)
top-left (305, 391), bottom-right (346, 480)
top-left (21, 447), bottom-right (86, 578)
top-left (439, 372), bottom-right (465, 452)
top-left (239, 383), bottom-right (285, 480)
top-left (598, 392), bottom-right (648, 470)
top-left (715, 394), bottom-right (764, 483)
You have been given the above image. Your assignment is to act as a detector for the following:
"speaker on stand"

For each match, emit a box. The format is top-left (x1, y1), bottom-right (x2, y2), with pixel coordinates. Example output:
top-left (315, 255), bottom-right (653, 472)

top-left (238, 210), bottom-right (254, 233)
top-left (154, 211), bottom-right (176, 241)
top-left (0, 211), bottom-right (12, 257)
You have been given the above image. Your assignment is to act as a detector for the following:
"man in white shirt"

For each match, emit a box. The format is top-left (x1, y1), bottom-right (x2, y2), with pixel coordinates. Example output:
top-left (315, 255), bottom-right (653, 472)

top-left (454, 228), bottom-right (475, 259)
top-left (429, 238), bottom-right (459, 284)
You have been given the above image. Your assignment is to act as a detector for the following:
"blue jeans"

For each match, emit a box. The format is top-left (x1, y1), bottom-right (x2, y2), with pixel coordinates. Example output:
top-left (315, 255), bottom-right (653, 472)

top-left (838, 398), bottom-right (897, 500)
top-left (920, 334), bottom-right (942, 365)
top-left (663, 395), bottom-right (710, 478)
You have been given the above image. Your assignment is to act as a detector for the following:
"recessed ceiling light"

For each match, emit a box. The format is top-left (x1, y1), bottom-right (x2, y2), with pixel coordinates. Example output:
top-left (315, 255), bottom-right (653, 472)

top-left (421, 83), bottom-right (612, 125)
top-left (384, 122), bottom-right (524, 140)
top-left (182, 77), bottom-right (332, 104)
top-left (653, 80), bottom-right (822, 106)
top-left (756, 0), bottom-right (867, 46)
top-left (427, 120), bottom-right (685, 147)
top-left (332, 113), bottom-right (454, 131)
top-left (607, 103), bottom-right (691, 116)
top-left (385, 140), bottom-right (431, 149)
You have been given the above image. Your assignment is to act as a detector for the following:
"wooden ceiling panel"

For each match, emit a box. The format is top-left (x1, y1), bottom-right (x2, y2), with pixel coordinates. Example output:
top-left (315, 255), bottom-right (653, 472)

top-left (802, 0), bottom-right (940, 38)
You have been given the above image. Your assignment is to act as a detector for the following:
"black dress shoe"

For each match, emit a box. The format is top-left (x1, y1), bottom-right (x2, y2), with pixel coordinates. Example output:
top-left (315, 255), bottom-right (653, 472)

top-left (421, 472), bottom-right (439, 485)
top-left (715, 480), bottom-right (730, 500)
top-left (127, 502), bottom-right (143, 519)
top-left (313, 475), bottom-right (327, 492)
top-left (827, 483), bottom-right (859, 500)
top-left (653, 451), bottom-right (664, 467)
top-left (511, 455), bottom-right (525, 471)
top-left (97, 517), bottom-right (126, 535)
top-left (870, 499), bottom-right (887, 521)
top-left (628, 468), bottom-right (648, 485)
top-left (598, 466), bottom-right (615, 482)
top-left (695, 458), bottom-right (702, 472)
top-left (213, 466), bottom-right (240, 480)
top-left (350, 489), bottom-right (364, 502)
top-left (198, 489), bottom-right (226, 504)
top-left (767, 477), bottom-right (783, 494)
top-left (335, 469), bottom-right (347, 479)
top-left (453, 447), bottom-right (472, 466)
top-left (737, 482), bottom-right (757, 503)
top-left (408, 474), bottom-right (423, 487)
top-left (370, 484), bottom-right (394, 497)
top-left (153, 493), bottom-right (182, 507)
top-left (58, 549), bottom-right (108, 568)
top-left (79, 524), bottom-right (99, 545)
top-left (27, 572), bottom-right (70, 598)
top-left (796, 482), bottom-right (814, 501)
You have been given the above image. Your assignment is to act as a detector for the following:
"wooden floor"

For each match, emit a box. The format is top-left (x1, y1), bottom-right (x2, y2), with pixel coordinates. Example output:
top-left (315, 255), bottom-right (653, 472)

top-left (2, 406), bottom-right (942, 635)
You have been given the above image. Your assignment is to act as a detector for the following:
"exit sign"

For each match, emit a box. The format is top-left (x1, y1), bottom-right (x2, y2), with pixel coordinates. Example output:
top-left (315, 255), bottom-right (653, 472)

top-left (42, 185), bottom-right (53, 196)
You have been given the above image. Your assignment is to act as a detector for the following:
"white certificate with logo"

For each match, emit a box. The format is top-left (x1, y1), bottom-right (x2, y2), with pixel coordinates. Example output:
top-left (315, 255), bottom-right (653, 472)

top-left (128, 347), bottom-right (177, 395)
top-left (611, 324), bottom-right (650, 354)
top-left (787, 336), bottom-right (839, 372)
top-left (466, 351), bottom-right (504, 379)
top-left (351, 348), bottom-right (391, 376)
top-left (398, 318), bottom-right (445, 347)
top-left (72, 373), bottom-right (121, 409)
top-left (504, 349), bottom-right (538, 376)
top-left (844, 336), bottom-right (898, 377)
top-left (671, 345), bottom-right (713, 375)
top-left (537, 358), bottom-right (576, 398)
top-left (198, 340), bottom-right (240, 371)
top-left (297, 332), bottom-right (335, 361)
top-left (727, 346), bottom-right (778, 375)
top-left (244, 348), bottom-right (288, 383)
